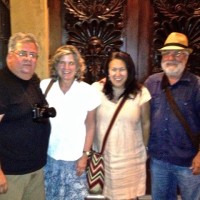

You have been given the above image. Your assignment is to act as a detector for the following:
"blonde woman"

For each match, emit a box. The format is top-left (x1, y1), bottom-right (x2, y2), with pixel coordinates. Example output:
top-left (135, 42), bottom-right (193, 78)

top-left (40, 45), bottom-right (100, 200)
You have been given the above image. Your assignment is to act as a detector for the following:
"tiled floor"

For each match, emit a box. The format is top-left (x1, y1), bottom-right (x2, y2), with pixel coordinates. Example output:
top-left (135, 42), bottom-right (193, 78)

top-left (85, 194), bottom-right (182, 200)
top-left (139, 196), bottom-right (152, 200)
top-left (139, 195), bottom-right (182, 200)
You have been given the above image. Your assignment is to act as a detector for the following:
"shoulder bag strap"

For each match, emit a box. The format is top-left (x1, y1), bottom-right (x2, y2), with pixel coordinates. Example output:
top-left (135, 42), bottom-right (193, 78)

top-left (44, 79), bottom-right (55, 98)
top-left (100, 96), bottom-right (127, 154)
top-left (165, 87), bottom-right (199, 149)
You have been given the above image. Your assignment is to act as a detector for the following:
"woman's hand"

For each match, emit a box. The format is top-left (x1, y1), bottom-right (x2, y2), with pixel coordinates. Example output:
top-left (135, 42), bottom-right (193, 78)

top-left (76, 155), bottom-right (88, 176)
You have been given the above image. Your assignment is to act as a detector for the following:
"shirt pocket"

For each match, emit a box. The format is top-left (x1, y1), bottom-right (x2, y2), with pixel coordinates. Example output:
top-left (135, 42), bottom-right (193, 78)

top-left (175, 96), bottom-right (192, 114)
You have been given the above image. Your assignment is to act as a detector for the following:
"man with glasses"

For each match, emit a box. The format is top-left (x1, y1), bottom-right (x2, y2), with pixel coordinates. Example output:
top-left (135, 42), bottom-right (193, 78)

top-left (0, 32), bottom-right (51, 200)
top-left (145, 32), bottom-right (200, 200)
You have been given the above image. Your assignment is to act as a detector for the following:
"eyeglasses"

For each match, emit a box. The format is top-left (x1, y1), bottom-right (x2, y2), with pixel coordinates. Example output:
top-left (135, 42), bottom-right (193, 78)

top-left (12, 50), bottom-right (38, 59)
top-left (161, 51), bottom-right (189, 58)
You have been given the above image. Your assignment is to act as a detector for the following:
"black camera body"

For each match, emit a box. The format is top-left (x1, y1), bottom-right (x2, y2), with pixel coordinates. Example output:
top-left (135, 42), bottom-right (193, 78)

top-left (32, 104), bottom-right (56, 122)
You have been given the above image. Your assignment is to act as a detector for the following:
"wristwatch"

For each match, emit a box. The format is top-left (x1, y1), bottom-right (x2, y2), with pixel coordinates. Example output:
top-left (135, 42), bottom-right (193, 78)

top-left (83, 150), bottom-right (91, 156)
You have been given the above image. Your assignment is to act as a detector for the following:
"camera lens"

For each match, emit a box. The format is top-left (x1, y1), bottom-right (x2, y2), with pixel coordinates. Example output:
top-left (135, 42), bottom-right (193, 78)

top-left (32, 104), bottom-right (56, 123)
top-left (47, 107), bottom-right (56, 118)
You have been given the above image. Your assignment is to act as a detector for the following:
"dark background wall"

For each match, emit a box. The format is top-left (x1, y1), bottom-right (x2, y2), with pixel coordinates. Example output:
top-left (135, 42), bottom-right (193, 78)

top-left (48, 0), bottom-right (200, 83)
top-left (1, 0), bottom-right (199, 80)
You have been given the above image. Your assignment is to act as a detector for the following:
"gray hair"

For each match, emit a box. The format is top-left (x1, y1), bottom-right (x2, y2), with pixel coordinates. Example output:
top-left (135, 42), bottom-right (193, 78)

top-left (50, 45), bottom-right (86, 81)
top-left (8, 32), bottom-right (39, 52)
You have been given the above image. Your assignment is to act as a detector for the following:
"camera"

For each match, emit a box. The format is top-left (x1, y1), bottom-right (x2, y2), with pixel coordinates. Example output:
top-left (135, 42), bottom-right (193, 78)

top-left (32, 104), bottom-right (56, 122)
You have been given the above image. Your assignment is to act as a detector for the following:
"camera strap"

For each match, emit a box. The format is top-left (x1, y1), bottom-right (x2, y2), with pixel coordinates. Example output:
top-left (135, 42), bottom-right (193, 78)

top-left (44, 79), bottom-right (56, 98)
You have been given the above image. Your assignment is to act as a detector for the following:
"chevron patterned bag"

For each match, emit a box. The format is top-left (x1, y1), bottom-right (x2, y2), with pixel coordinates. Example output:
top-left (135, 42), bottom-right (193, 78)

top-left (86, 97), bottom-right (127, 194)
top-left (86, 151), bottom-right (104, 194)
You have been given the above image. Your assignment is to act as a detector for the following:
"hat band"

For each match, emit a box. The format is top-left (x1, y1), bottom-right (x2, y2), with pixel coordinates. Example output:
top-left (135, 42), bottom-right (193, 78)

top-left (163, 43), bottom-right (188, 48)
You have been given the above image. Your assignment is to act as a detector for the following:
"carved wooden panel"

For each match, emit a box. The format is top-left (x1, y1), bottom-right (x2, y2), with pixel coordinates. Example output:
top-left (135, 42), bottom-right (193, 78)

top-left (0, 0), bottom-right (10, 69)
top-left (1, 0), bottom-right (9, 9)
top-left (151, 0), bottom-right (200, 75)
top-left (64, 0), bottom-right (127, 84)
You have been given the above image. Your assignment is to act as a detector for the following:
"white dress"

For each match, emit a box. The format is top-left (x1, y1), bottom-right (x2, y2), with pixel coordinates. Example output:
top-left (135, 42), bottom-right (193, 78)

top-left (92, 82), bottom-right (151, 200)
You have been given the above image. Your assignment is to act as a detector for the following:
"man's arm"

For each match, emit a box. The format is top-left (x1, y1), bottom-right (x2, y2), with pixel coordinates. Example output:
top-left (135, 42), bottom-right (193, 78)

top-left (0, 114), bottom-right (8, 194)
top-left (0, 114), bottom-right (4, 122)
top-left (0, 168), bottom-right (7, 194)
top-left (191, 149), bottom-right (200, 175)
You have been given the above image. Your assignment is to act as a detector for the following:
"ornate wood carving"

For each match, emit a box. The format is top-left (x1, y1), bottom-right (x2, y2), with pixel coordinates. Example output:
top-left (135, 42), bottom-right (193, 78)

top-left (1, 0), bottom-right (9, 9)
top-left (151, 0), bottom-right (200, 75)
top-left (64, 0), bottom-right (127, 83)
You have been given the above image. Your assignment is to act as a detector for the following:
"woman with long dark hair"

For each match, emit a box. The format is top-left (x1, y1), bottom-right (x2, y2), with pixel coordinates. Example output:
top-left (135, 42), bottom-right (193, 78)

top-left (92, 51), bottom-right (151, 200)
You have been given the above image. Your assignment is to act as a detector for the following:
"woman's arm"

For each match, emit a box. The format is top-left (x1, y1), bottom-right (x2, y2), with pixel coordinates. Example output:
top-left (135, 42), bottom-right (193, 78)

top-left (76, 108), bottom-right (97, 176)
top-left (83, 108), bottom-right (97, 152)
top-left (141, 101), bottom-right (150, 147)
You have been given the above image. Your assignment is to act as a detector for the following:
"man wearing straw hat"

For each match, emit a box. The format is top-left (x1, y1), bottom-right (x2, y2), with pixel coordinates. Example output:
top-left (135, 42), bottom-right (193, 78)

top-left (145, 32), bottom-right (200, 200)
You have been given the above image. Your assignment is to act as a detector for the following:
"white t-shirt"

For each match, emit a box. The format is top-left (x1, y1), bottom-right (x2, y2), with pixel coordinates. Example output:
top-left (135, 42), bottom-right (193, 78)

top-left (40, 79), bottom-right (101, 161)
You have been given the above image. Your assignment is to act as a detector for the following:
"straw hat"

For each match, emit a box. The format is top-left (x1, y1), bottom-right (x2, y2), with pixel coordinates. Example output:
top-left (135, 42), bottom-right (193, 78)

top-left (158, 32), bottom-right (193, 53)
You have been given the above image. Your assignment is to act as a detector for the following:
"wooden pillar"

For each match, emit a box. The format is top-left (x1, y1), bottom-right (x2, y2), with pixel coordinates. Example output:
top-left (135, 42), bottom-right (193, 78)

top-left (10, 0), bottom-right (50, 79)
top-left (126, 0), bottom-right (153, 82)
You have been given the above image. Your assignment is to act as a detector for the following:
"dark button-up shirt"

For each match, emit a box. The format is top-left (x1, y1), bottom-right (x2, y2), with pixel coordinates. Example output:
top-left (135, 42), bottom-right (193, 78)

top-left (145, 71), bottom-right (200, 167)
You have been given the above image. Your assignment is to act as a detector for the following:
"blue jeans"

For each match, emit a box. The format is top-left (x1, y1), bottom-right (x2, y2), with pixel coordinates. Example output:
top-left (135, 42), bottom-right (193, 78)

top-left (150, 158), bottom-right (200, 200)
